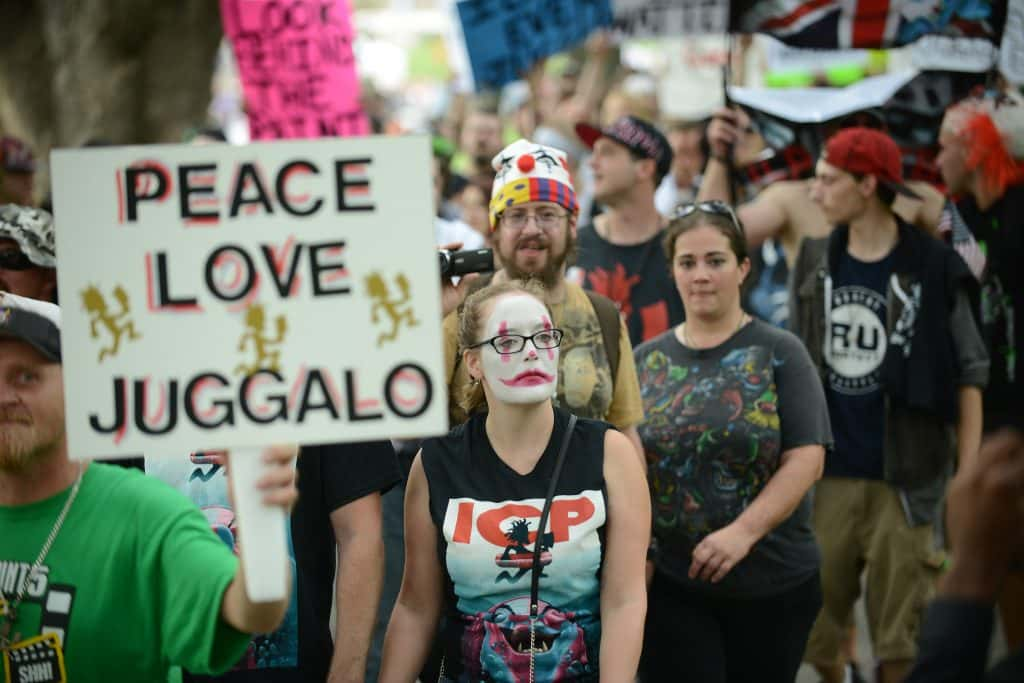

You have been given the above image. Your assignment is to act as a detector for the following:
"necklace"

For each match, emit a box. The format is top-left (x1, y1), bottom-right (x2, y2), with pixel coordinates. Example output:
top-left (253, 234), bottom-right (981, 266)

top-left (682, 312), bottom-right (748, 349)
top-left (0, 462), bottom-right (83, 651)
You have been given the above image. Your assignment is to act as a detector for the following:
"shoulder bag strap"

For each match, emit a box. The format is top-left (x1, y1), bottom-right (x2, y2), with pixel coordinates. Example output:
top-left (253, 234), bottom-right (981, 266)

top-left (530, 413), bottom-right (577, 610)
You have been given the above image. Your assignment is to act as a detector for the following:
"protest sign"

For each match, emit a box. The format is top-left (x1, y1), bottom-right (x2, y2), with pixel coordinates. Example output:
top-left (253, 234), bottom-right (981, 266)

top-left (910, 35), bottom-right (999, 73)
top-left (456, 0), bottom-right (614, 90)
top-left (612, 0), bottom-right (728, 38)
top-left (1000, 0), bottom-right (1024, 85)
top-left (220, 0), bottom-right (369, 139)
top-left (658, 36), bottom-right (729, 120)
top-left (50, 136), bottom-right (446, 462)
top-left (727, 70), bottom-right (919, 124)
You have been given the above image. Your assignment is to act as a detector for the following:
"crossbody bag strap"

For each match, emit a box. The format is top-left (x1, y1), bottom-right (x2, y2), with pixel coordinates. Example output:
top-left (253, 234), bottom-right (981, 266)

top-left (529, 413), bottom-right (577, 610)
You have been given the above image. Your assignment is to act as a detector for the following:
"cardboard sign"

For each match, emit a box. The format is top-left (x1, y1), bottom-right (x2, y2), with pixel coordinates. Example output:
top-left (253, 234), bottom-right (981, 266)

top-left (50, 136), bottom-right (446, 461)
top-left (612, 0), bottom-right (728, 38)
top-left (220, 0), bottom-right (369, 139)
top-left (456, 0), bottom-right (614, 90)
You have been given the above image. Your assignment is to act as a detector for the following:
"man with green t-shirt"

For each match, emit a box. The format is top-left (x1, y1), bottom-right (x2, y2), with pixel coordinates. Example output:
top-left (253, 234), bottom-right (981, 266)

top-left (0, 291), bottom-right (297, 682)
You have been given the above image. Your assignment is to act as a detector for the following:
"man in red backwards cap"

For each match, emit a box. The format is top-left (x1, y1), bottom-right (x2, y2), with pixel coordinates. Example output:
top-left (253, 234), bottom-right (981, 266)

top-left (790, 127), bottom-right (989, 683)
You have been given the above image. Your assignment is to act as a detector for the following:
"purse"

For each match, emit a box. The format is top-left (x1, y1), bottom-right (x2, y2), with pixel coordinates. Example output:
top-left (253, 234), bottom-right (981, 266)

top-left (440, 413), bottom-right (578, 683)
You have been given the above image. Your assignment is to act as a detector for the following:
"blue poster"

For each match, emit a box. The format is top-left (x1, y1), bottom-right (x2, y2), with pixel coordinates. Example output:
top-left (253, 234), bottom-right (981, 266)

top-left (456, 0), bottom-right (614, 89)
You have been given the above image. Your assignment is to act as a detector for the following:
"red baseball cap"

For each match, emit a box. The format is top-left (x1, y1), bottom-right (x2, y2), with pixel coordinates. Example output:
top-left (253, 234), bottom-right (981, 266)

top-left (822, 127), bottom-right (920, 199)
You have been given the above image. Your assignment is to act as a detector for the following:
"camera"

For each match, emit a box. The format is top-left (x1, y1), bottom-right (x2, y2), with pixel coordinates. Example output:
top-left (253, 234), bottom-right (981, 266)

top-left (439, 248), bottom-right (494, 278)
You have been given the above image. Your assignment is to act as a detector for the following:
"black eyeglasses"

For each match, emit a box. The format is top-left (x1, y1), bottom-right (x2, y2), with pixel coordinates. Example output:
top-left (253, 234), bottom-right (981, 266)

top-left (468, 329), bottom-right (564, 355)
top-left (0, 249), bottom-right (35, 271)
top-left (672, 200), bottom-right (744, 234)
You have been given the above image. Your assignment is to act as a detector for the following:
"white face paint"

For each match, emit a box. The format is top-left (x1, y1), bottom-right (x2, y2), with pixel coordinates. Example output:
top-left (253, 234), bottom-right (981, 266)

top-left (478, 294), bottom-right (559, 405)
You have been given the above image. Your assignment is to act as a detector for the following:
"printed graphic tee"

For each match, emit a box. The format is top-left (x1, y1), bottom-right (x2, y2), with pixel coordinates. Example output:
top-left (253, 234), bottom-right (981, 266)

top-left (147, 440), bottom-right (400, 683)
top-left (421, 408), bottom-right (609, 682)
top-left (634, 320), bottom-right (831, 598)
top-left (571, 224), bottom-right (685, 345)
top-left (0, 464), bottom-right (250, 683)
top-left (824, 250), bottom-right (895, 479)
top-left (958, 184), bottom-right (1023, 431)
top-left (745, 238), bottom-right (790, 328)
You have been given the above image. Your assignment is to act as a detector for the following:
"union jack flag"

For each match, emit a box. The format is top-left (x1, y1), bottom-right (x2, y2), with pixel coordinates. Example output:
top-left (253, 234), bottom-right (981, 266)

top-left (735, 0), bottom-right (1002, 50)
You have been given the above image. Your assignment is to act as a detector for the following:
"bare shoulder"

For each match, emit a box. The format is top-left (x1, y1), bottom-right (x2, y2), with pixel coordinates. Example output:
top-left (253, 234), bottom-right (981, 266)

top-left (761, 179), bottom-right (810, 201)
top-left (603, 428), bottom-right (643, 479)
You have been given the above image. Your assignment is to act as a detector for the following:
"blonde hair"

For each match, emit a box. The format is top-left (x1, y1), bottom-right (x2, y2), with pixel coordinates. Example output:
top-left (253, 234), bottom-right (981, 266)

top-left (457, 279), bottom-right (551, 414)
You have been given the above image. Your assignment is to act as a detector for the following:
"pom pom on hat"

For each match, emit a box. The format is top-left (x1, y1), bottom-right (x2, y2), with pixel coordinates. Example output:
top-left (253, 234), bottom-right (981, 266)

top-left (489, 139), bottom-right (578, 230)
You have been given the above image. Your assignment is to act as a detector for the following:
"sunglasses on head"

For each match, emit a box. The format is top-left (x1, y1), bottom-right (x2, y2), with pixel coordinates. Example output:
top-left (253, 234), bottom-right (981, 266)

top-left (0, 248), bottom-right (35, 270)
top-left (671, 200), bottom-right (744, 234)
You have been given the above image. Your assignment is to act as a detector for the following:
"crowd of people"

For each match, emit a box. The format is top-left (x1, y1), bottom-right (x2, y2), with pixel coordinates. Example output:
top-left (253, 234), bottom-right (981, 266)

top-left (1, 35), bottom-right (1023, 683)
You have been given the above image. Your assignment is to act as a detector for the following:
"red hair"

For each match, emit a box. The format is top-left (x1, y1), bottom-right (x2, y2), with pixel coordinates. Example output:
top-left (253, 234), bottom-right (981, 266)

top-left (962, 112), bottom-right (1024, 196)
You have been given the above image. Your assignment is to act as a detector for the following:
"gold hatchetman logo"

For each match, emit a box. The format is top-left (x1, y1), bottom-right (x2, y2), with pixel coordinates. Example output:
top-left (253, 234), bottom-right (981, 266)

top-left (365, 271), bottom-right (419, 347)
top-left (235, 303), bottom-right (287, 375)
top-left (81, 284), bottom-right (141, 362)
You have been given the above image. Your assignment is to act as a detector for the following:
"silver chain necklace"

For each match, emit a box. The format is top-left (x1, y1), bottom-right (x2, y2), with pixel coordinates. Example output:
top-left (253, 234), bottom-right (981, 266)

top-left (682, 312), bottom-right (748, 348)
top-left (0, 462), bottom-right (83, 651)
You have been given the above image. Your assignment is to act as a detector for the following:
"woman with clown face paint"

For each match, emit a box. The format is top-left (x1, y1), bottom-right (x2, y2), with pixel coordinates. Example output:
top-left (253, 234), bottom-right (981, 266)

top-left (380, 280), bottom-right (650, 682)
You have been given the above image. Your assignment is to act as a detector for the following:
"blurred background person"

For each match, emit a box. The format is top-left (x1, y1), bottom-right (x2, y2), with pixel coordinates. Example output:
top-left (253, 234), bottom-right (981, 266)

top-left (0, 204), bottom-right (56, 302)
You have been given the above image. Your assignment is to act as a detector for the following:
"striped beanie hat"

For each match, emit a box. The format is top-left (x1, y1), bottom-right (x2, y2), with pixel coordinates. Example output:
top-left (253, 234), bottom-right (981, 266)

top-left (488, 139), bottom-right (578, 230)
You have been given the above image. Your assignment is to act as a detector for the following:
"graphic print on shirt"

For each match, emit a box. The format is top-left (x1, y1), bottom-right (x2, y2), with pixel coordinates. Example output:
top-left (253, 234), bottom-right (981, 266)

top-left (584, 264), bottom-right (670, 342)
top-left (146, 453), bottom-right (299, 670)
top-left (746, 239), bottom-right (790, 328)
top-left (637, 346), bottom-right (781, 537)
top-left (553, 307), bottom-right (613, 420)
top-left (0, 562), bottom-right (73, 683)
top-left (441, 492), bottom-right (605, 682)
top-left (827, 285), bottom-right (887, 395)
top-left (981, 274), bottom-right (1017, 383)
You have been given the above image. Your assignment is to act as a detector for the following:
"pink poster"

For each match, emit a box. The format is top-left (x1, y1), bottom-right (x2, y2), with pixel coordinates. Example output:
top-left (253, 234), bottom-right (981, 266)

top-left (220, 0), bottom-right (370, 140)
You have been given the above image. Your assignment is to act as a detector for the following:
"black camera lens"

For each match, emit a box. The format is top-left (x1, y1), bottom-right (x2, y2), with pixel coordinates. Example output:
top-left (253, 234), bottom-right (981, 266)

top-left (438, 248), bottom-right (494, 278)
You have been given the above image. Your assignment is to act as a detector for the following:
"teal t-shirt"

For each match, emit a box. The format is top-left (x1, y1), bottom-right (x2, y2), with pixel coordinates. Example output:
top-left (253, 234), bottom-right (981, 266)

top-left (0, 463), bottom-right (251, 682)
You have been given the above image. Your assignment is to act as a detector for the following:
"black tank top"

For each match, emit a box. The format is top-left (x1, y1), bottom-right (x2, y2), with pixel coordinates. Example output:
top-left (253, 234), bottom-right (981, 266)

top-left (421, 407), bottom-right (609, 682)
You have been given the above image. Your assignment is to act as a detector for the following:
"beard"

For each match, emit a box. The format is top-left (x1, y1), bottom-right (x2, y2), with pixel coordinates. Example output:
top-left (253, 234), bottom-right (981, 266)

top-left (499, 228), bottom-right (575, 289)
top-left (0, 408), bottom-right (61, 473)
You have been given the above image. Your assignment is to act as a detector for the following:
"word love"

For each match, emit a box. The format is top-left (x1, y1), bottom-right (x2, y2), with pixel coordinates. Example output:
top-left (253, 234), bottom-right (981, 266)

top-left (148, 237), bottom-right (347, 309)
top-left (120, 156), bottom-right (373, 224)
top-left (89, 362), bottom-right (433, 440)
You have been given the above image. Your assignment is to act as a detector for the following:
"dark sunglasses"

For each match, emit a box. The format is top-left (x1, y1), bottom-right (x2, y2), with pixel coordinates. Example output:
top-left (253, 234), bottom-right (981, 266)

top-left (0, 249), bottom-right (35, 270)
top-left (671, 200), bottom-right (744, 235)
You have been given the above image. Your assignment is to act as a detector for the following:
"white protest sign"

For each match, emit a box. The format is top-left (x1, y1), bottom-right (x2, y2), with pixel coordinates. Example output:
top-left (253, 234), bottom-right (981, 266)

top-left (659, 36), bottom-right (728, 120)
top-left (50, 136), bottom-right (447, 461)
top-left (1000, 0), bottom-right (1024, 85)
top-left (612, 0), bottom-right (728, 38)
top-left (727, 69), bottom-right (919, 124)
top-left (910, 35), bottom-right (998, 73)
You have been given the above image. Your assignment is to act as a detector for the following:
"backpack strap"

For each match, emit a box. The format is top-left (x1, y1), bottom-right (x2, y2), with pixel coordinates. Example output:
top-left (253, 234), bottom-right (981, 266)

top-left (583, 289), bottom-right (621, 380)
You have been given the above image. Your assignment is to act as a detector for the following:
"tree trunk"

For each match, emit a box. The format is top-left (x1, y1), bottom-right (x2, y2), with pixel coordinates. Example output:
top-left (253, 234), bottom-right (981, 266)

top-left (0, 0), bottom-right (223, 199)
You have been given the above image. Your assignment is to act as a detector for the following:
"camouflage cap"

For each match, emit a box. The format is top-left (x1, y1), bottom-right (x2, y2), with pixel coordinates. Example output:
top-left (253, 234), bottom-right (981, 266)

top-left (0, 204), bottom-right (56, 268)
